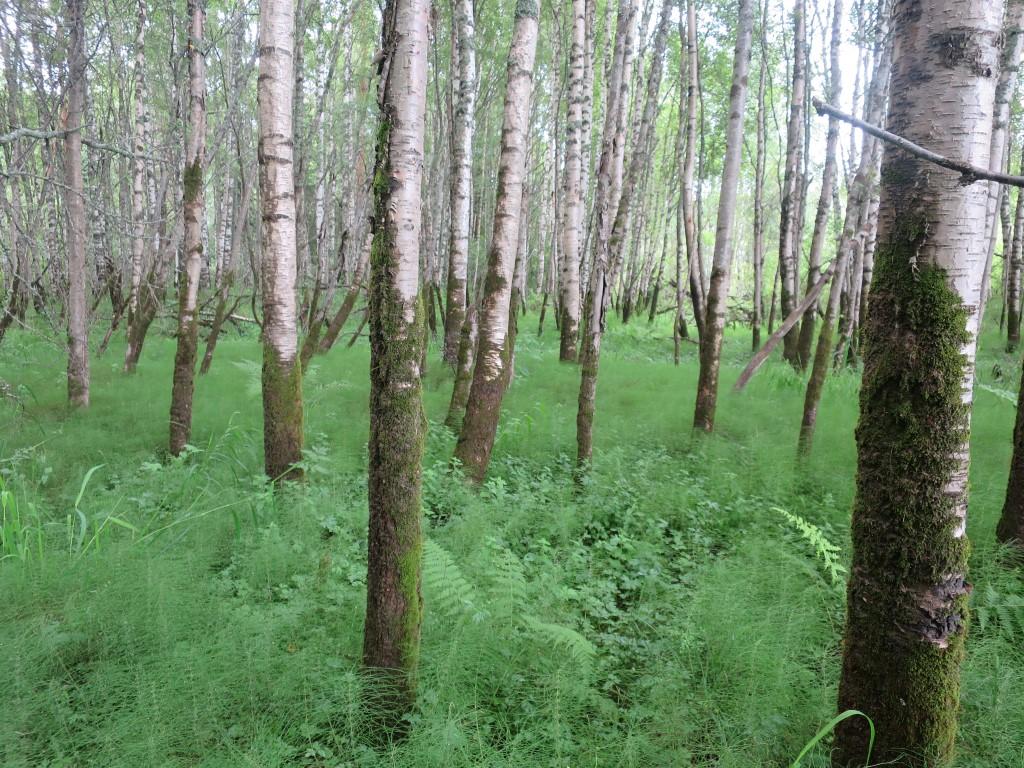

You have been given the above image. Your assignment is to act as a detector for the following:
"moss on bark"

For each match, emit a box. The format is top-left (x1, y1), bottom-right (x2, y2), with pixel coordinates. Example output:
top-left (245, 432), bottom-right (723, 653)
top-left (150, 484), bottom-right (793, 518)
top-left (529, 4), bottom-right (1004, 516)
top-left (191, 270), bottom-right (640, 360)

top-left (834, 230), bottom-right (972, 767)
top-left (262, 345), bottom-right (304, 481)
top-left (362, 113), bottom-right (426, 731)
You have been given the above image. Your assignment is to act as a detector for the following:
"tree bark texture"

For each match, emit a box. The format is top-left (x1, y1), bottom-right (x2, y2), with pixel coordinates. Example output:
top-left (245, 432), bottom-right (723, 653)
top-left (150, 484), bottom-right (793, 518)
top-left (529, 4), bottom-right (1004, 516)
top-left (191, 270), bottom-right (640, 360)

top-left (834, 0), bottom-right (1000, 763)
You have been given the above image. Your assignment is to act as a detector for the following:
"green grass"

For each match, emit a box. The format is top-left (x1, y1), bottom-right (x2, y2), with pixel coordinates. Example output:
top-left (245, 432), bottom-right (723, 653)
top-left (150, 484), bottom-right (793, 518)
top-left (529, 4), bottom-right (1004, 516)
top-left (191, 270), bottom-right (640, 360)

top-left (1, 311), bottom-right (1023, 766)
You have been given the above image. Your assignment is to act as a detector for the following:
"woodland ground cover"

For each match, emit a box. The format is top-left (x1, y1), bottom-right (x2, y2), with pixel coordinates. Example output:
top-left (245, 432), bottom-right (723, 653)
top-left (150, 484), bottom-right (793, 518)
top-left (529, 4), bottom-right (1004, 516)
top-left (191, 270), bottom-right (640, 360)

top-left (2, 316), bottom-right (1024, 767)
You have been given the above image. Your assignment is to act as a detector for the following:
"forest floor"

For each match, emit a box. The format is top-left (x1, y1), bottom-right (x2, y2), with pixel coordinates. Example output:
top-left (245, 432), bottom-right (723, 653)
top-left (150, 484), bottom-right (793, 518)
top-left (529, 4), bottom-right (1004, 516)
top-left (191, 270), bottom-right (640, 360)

top-left (2, 312), bottom-right (1024, 767)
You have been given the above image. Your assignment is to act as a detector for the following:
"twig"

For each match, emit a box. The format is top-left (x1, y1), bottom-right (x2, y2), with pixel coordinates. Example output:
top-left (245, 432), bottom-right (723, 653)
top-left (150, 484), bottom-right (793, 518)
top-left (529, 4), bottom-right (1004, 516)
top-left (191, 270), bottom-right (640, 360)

top-left (812, 98), bottom-right (1024, 188)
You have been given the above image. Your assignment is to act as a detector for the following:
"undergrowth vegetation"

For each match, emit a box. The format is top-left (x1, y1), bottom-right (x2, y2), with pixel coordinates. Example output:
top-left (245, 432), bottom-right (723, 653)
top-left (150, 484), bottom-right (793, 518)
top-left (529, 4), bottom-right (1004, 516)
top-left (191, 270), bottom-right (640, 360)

top-left (2, 316), bottom-right (1024, 766)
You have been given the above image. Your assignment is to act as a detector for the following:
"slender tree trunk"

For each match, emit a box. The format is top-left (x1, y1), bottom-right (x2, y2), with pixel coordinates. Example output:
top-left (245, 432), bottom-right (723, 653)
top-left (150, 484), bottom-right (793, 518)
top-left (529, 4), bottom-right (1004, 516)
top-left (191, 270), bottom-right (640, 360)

top-left (680, 0), bottom-right (705, 342)
top-left (558, 0), bottom-right (585, 362)
top-left (777, 0), bottom-right (806, 367)
top-left (453, 1), bottom-right (539, 484)
top-left (64, 0), bottom-right (90, 407)
top-left (578, 0), bottom-right (664, 469)
top-left (442, 0), bottom-right (476, 367)
top-left (794, 0), bottom-right (841, 369)
top-left (691, 0), bottom-right (754, 433)
top-left (445, 305), bottom-right (478, 431)
top-left (834, 0), bottom-right (1000, 763)
top-left (168, 0), bottom-right (206, 455)
top-left (126, 0), bottom-right (147, 329)
top-left (258, 0), bottom-right (303, 481)
top-left (1007, 162), bottom-right (1024, 351)
top-left (362, 0), bottom-right (429, 728)
top-left (750, 0), bottom-right (767, 352)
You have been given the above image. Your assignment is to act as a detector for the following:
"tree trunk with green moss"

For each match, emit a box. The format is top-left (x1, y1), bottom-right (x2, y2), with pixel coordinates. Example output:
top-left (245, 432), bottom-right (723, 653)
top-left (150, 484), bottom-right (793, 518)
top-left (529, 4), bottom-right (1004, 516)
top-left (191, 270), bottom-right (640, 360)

top-left (168, 0), bottom-right (206, 455)
top-left (834, 0), bottom-right (1000, 763)
top-left (445, 305), bottom-right (478, 432)
top-left (453, 0), bottom-right (539, 484)
top-left (258, 0), bottom-right (303, 481)
top-left (362, 0), bottom-right (429, 730)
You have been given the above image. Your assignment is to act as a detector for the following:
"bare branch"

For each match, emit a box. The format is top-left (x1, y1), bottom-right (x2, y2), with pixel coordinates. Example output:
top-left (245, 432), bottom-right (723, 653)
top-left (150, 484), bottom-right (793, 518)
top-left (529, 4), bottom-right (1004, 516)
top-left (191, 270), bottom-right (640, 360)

top-left (812, 97), bottom-right (1024, 188)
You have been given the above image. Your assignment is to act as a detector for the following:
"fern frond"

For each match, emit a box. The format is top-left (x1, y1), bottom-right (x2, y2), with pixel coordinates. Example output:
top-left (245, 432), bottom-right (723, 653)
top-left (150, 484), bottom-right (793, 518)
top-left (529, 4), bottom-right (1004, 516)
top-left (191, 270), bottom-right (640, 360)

top-left (423, 538), bottom-right (480, 618)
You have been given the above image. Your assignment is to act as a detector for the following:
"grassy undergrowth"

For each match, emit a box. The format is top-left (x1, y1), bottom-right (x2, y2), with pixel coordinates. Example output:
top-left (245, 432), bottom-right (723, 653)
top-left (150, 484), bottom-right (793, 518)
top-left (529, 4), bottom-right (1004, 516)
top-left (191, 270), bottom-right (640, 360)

top-left (2, 312), bottom-right (1024, 766)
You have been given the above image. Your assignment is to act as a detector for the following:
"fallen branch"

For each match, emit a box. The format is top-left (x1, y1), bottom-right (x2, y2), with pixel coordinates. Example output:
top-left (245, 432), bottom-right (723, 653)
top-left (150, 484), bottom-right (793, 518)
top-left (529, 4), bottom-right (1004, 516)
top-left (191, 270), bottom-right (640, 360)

top-left (812, 98), bottom-right (1024, 188)
top-left (733, 260), bottom-right (836, 392)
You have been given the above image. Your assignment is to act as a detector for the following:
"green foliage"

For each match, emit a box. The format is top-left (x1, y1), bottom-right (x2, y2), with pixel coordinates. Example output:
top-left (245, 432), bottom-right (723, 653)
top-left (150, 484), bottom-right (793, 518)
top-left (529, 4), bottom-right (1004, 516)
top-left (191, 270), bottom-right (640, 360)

top-left (772, 505), bottom-right (846, 587)
top-left (1, 315), bottom-right (1024, 766)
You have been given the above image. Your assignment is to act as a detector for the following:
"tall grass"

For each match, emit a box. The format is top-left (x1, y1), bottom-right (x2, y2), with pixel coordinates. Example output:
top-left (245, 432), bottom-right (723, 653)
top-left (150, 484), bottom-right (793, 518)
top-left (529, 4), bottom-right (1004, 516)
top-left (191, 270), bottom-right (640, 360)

top-left (1, 314), bottom-right (1022, 766)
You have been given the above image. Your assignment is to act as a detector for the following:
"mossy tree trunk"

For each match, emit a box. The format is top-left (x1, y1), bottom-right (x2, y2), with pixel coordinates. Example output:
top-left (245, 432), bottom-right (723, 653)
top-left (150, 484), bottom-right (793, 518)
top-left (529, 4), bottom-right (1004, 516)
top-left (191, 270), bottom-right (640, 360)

top-left (362, 0), bottom-right (429, 730)
top-left (64, 0), bottom-right (89, 407)
top-left (168, 0), bottom-right (206, 456)
top-left (258, 0), bottom-right (303, 482)
top-left (834, 0), bottom-right (1001, 763)
top-left (444, 305), bottom-right (478, 432)
top-left (453, 1), bottom-right (539, 484)
top-left (690, 0), bottom-right (754, 433)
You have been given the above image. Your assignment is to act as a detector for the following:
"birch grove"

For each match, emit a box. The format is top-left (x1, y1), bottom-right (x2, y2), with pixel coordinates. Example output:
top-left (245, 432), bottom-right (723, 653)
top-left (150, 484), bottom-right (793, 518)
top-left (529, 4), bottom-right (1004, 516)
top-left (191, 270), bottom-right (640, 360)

top-left (9, 0), bottom-right (1024, 761)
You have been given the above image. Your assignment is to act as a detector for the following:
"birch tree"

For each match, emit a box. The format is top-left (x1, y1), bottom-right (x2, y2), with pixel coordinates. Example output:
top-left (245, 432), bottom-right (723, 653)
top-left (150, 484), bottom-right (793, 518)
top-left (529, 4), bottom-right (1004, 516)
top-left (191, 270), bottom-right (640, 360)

top-left (834, 0), bottom-right (1001, 762)
top-left (777, 0), bottom-right (806, 368)
top-left (442, 0), bottom-right (476, 366)
top-left (559, 0), bottom-right (586, 363)
top-left (362, 0), bottom-right (429, 724)
top-left (259, 0), bottom-right (304, 481)
top-left (65, 0), bottom-right (89, 407)
top-left (691, 0), bottom-right (754, 433)
top-left (168, 0), bottom-right (206, 456)
top-left (578, 0), bottom-right (664, 469)
top-left (453, 0), bottom-right (539, 483)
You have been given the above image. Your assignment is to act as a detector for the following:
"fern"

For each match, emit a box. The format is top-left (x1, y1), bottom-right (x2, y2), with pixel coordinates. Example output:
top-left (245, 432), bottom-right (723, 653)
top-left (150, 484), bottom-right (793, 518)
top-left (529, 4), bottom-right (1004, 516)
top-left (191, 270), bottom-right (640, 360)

top-left (974, 582), bottom-right (1024, 639)
top-left (422, 537), bottom-right (480, 618)
top-left (772, 506), bottom-right (846, 587)
top-left (486, 538), bottom-right (529, 621)
top-left (522, 615), bottom-right (597, 669)
top-left (424, 538), bottom-right (595, 675)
